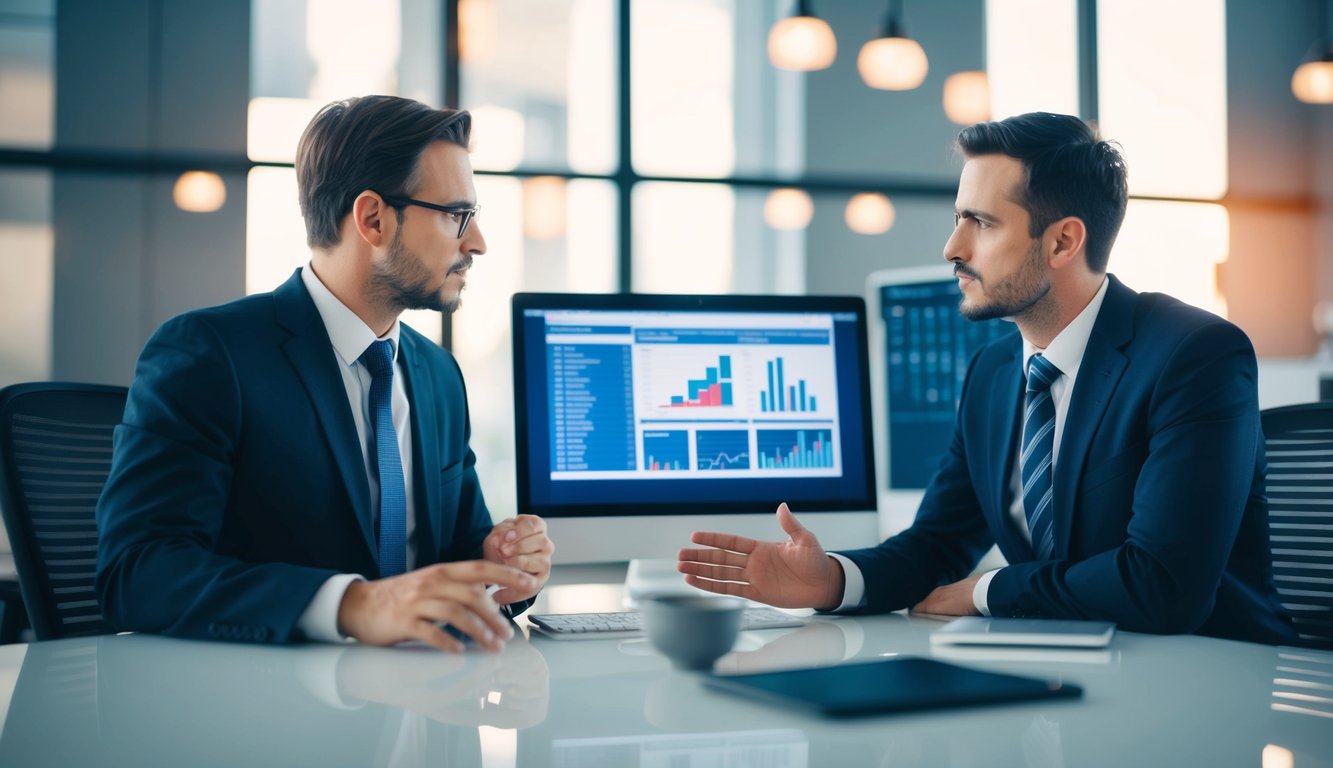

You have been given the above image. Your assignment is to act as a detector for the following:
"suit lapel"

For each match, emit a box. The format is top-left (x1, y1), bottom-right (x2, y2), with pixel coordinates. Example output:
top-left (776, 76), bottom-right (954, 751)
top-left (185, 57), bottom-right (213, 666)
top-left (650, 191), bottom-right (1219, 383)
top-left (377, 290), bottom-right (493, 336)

top-left (988, 336), bottom-right (1030, 559)
top-left (1051, 276), bottom-right (1135, 558)
top-left (273, 270), bottom-right (378, 561)
top-left (400, 330), bottom-right (441, 560)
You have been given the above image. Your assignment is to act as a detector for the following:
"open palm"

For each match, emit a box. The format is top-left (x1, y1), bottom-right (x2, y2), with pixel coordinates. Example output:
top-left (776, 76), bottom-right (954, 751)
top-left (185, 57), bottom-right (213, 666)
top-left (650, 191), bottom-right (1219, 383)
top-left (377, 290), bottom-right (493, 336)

top-left (677, 503), bottom-right (843, 610)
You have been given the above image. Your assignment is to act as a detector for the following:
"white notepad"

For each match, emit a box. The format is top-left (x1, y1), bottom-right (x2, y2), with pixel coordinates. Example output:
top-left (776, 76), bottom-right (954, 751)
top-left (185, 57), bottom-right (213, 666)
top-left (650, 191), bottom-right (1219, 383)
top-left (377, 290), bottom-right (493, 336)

top-left (930, 617), bottom-right (1116, 648)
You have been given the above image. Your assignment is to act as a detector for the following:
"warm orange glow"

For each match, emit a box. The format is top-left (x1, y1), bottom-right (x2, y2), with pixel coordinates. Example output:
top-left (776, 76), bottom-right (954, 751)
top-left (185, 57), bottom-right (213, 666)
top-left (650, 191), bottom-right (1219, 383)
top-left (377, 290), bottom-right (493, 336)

top-left (768, 15), bottom-right (837, 71)
top-left (458, 0), bottom-right (498, 64)
top-left (1261, 744), bottom-right (1294, 768)
top-left (522, 176), bottom-right (567, 240)
top-left (943, 71), bottom-right (991, 125)
top-left (858, 36), bottom-right (928, 90)
top-left (845, 193), bottom-right (895, 234)
top-left (172, 171), bottom-right (226, 213)
top-left (764, 188), bottom-right (814, 230)
top-left (1292, 59), bottom-right (1333, 104)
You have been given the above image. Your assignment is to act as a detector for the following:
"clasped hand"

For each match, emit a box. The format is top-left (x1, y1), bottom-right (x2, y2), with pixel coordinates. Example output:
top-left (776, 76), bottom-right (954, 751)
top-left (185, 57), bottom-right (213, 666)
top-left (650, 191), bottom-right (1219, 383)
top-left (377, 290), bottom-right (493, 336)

top-left (338, 515), bottom-right (553, 652)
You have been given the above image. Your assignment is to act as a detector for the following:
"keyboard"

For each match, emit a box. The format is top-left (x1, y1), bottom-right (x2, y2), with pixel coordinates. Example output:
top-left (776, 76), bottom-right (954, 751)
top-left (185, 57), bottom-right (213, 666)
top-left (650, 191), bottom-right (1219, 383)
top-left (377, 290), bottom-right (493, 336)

top-left (528, 607), bottom-right (808, 640)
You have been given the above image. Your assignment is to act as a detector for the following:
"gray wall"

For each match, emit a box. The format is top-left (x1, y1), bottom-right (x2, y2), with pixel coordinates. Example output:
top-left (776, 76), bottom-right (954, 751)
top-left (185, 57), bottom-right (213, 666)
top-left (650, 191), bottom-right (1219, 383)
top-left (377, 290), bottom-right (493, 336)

top-left (51, 0), bottom-right (250, 385)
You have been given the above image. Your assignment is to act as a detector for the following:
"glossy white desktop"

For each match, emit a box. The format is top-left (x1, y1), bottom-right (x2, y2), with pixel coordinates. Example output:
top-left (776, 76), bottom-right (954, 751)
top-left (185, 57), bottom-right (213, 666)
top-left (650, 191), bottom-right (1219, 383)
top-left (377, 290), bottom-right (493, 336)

top-left (0, 567), bottom-right (1328, 768)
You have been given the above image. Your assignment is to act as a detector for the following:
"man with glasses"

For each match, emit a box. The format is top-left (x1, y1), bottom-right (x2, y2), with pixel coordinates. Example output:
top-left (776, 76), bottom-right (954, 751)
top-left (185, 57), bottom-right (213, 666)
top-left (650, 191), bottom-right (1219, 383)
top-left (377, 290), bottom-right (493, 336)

top-left (97, 95), bottom-right (552, 651)
top-left (678, 112), bottom-right (1295, 645)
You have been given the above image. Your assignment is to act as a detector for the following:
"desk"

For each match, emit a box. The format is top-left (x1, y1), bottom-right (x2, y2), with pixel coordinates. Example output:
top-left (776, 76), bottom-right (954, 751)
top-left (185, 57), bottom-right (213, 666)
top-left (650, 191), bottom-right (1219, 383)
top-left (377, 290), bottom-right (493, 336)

top-left (0, 579), bottom-right (1328, 767)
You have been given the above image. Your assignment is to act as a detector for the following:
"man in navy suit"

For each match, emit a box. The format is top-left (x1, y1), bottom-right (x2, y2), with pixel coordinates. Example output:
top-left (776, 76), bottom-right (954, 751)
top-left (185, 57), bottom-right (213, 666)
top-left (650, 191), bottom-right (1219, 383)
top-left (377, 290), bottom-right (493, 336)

top-left (678, 112), bottom-right (1295, 645)
top-left (97, 96), bottom-right (552, 651)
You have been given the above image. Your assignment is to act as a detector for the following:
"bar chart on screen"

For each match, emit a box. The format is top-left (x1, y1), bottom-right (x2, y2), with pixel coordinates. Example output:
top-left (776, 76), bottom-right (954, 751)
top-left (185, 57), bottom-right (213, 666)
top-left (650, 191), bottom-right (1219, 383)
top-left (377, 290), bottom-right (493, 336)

top-left (643, 430), bottom-right (689, 471)
top-left (664, 354), bottom-right (735, 408)
top-left (757, 429), bottom-right (836, 470)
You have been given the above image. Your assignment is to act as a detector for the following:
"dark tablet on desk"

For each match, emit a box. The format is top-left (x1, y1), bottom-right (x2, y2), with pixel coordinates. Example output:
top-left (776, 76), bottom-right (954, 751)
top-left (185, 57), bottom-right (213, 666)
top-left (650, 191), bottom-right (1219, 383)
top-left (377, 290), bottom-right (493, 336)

top-left (703, 657), bottom-right (1081, 717)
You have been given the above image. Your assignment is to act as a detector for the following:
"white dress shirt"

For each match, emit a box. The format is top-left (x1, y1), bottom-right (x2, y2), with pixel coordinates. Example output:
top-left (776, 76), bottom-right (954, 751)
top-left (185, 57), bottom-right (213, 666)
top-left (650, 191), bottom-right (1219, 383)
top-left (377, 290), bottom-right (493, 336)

top-left (297, 264), bottom-right (419, 642)
top-left (832, 277), bottom-right (1110, 615)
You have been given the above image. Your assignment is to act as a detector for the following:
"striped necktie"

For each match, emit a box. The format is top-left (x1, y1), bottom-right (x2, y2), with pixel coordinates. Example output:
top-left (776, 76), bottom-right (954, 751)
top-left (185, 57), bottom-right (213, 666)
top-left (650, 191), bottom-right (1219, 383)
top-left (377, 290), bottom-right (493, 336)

top-left (1021, 354), bottom-right (1062, 560)
top-left (359, 339), bottom-right (407, 577)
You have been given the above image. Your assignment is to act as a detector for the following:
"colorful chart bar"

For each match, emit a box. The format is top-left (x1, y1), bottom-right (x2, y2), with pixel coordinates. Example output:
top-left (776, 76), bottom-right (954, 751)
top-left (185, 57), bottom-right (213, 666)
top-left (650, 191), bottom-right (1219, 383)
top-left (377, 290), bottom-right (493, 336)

top-left (760, 358), bottom-right (817, 412)
top-left (756, 429), bottom-right (834, 469)
top-left (643, 430), bottom-right (689, 470)
top-left (668, 355), bottom-right (734, 407)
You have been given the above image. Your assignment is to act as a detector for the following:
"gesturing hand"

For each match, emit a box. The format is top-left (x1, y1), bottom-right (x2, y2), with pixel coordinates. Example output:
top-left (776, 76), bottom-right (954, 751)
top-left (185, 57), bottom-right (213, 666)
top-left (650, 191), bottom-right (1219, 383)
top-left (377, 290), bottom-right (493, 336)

top-left (483, 514), bottom-right (553, 605)
top-left (337, 560), bottom-right (535, 653)
top-left (676, 503), bottom-right (846, 611)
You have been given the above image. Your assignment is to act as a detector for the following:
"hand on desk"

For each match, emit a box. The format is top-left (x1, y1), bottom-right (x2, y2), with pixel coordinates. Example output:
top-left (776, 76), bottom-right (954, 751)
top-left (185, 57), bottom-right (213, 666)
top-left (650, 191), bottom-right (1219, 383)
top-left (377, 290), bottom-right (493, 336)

top-left (912, 574), bottom-right (983, 617)
top-left (335, 639), bottom-right (550, 729)
top-left (337, 561), bottom-right (535, 653)
top-left (677, 503), bottom-right (845, 611)
top-left (484, 514), bottom-right (553, 605)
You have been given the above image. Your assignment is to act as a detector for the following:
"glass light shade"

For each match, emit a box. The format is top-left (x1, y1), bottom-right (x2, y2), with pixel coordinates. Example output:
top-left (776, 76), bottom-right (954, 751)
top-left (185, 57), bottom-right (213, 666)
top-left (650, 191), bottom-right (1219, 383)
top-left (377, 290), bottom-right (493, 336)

top-left (522, 176), bottom-right (567, 240)
top-left (1292, 57), bottom-right (1333, 104)
top-left (173, 171), bottom-right (226, 213)
top-left (844, 193), bottom-right (895, 234)
top-left (763, 188), bottom-right (814, 230)
top-left (942, 70), bottom-right (991, 124)
top-left (768, 16), bottom-right (837, 71)
top-left (858, 36), bottom-right (928, 90)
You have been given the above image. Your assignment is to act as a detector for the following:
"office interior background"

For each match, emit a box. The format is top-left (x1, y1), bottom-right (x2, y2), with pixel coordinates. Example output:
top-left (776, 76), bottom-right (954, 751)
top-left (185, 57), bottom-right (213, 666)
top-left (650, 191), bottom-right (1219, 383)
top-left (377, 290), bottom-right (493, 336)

top-left (1, 0), bottom-right (1332, 532)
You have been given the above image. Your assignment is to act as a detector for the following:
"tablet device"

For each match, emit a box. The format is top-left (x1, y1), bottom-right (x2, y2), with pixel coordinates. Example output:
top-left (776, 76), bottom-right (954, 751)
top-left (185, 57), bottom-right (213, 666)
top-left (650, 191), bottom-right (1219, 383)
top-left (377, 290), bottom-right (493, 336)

top-left (930, 617), bottom-right (1116, 648)
top-left (702, 657), bottom-right (1081, 717)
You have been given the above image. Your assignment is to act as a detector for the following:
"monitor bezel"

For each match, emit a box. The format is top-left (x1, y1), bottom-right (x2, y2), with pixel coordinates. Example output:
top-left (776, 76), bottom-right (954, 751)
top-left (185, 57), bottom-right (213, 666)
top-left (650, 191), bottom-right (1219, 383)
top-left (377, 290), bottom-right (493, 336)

top-left (510, 291), bottom-right (879, 521)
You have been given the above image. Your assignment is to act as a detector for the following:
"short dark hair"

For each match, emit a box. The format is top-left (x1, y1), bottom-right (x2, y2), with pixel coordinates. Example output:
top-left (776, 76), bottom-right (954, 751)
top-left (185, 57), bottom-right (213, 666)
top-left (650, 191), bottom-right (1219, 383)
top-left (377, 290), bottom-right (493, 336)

top-left (296, 95), bottom-right (471, 249)
top-left (956, 112), bottom-right (1128, 273)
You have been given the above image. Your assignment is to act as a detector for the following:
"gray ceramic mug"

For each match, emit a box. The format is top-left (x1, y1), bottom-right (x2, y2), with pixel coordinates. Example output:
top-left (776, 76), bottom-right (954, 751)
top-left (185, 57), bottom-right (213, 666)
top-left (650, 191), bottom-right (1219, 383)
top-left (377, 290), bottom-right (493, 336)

top-left (639, 595), bottom-right (745, 670)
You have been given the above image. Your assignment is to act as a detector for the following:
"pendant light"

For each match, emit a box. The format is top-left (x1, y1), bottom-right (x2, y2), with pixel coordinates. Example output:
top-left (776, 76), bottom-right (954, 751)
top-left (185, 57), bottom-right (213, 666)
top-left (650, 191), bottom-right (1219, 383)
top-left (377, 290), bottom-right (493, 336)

top-left (1292, 0), bottom-right (1333, 104)
top-left (858, 0), bottom-right (928, 91)
top-left (768, 0), bottom-right (837, 72)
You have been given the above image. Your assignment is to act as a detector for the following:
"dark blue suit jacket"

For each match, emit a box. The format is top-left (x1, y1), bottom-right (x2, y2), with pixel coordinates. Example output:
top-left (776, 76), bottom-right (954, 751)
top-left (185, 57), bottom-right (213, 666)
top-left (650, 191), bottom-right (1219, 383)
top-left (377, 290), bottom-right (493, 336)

top-left (96, 269), bottom-right (501, 643)
top-left (840, 276), bottom-right (1295, 644)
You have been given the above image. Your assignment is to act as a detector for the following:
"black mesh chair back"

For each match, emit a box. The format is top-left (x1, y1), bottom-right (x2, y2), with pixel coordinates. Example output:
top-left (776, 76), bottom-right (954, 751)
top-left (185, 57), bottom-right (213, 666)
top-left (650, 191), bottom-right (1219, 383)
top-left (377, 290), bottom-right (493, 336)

top-left (1261, 402), bottom-right (1333, 648)
top-left (0, 383), bottom-right (127, 640)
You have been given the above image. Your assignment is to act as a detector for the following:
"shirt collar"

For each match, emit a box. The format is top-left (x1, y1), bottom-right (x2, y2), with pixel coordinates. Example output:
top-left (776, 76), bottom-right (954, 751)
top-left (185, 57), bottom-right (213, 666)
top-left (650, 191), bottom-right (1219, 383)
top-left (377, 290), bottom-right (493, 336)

top-left (1022, 276), bottom-right (1110, 377)
top-left (300, 263), bottom-right (401, 367)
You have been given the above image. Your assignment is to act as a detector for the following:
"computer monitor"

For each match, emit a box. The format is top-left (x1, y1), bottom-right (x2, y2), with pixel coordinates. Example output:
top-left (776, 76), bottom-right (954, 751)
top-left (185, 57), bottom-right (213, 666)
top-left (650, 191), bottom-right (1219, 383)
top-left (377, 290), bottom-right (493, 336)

top-left (511, 292), bottom-right (880, 577)
top-left (865, 266), bottom-right (1016, 531)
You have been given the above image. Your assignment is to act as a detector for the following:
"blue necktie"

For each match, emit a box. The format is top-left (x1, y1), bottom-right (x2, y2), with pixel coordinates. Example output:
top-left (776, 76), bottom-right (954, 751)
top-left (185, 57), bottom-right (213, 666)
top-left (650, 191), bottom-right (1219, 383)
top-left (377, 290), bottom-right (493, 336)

top-left (360, 340), bottom-right (407, 577)
top-left (1021, 354), bottom-right (1061, 560)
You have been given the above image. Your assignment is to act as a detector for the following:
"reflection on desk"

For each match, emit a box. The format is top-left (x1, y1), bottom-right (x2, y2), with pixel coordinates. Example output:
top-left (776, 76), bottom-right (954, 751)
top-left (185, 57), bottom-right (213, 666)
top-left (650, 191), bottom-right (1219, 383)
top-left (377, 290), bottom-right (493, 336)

top-left (0, 611), bottom-right (1328, 767)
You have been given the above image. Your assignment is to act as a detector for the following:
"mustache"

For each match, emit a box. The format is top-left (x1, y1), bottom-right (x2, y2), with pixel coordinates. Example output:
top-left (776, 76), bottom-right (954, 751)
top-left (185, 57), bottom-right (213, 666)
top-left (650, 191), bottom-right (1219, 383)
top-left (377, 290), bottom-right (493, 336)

top-left (953, 264), bottom-right (980, 281)
top-left (448, 255), bottom-right (474, 275)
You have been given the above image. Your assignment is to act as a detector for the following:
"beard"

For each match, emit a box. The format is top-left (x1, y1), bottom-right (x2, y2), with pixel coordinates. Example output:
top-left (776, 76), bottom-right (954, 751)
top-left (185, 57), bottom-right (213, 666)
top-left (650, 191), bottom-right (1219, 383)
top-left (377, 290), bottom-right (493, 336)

top-left (369, 233), bottom-right (471, 315)
top-left (958, 239), bottom-right (1050, 322)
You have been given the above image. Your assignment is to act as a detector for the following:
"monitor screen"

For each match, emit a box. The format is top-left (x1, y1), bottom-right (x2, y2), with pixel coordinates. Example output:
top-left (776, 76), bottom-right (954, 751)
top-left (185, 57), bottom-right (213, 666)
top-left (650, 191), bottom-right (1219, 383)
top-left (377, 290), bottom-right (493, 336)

top-left (866, 266), bottom-right (1015, 524)
top-left (511, 292), bottom-right (879, 565)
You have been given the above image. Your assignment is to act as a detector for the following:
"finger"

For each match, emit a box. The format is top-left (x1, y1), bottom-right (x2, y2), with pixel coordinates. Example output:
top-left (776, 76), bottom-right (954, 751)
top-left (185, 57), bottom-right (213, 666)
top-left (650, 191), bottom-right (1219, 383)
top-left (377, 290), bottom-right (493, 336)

top-left (677, 547), bottom-right (747, 568)
top-left (677, 560), bottom-right (747, 582)
top-left (436, 560), bottom-right (537, 592)
top-left (503, 533), bottom-right (553, 557)
top-left (409, 620), bottom-right (466, 653)
top-left (512, 514), bottom-right (547, 538)
top-left (506, 552), bottom-right (552, 575)
top-left (682, 574), bottom-right (752, 600)
top-left (425, 589), bottom-right (515, 643)
top-left (689, 530), bottom-right (757, 555)
top-left (435, 605), bottom-right (509, 651)
top-left (776, 502), bottom-right (815, 544)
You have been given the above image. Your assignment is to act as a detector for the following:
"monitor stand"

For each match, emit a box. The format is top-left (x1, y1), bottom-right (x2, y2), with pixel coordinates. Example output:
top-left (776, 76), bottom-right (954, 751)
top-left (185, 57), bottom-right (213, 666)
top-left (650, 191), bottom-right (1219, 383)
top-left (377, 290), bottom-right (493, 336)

top-left (624, 558), bottom-right (704, 604)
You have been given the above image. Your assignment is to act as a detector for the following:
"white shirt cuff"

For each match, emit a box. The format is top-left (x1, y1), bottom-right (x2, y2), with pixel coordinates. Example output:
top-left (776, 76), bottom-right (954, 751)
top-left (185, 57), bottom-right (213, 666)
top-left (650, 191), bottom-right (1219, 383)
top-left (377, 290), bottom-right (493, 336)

top-left (298, 573), bottom-right (365, 643)
top-left (827, 553), bottom-right (867, 612)
top-left (973, 568), bottom-right (999, 616)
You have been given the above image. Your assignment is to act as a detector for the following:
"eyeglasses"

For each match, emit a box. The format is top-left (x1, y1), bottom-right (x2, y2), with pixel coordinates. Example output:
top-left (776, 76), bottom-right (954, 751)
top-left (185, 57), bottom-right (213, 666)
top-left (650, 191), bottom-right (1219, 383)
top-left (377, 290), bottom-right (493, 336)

top-left (380, 194), bottom-right (481, 238)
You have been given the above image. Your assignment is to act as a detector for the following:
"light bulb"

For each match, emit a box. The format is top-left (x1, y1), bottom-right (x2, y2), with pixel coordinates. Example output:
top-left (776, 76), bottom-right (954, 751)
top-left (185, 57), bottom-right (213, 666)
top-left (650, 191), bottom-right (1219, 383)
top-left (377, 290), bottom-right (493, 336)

top-left (768, 15), bottom-right (837, 71)
top-left (845, 193), bottom-right (895, 234)
top-left (764, 188), bottom-right (814, 230)
top-left (1292, 56), bottom-right (1333, 104)
top-left (943, 71), bottom-right (991, 124)
top-left (858, 36), bottom-right (928, 90)
top-left (173, 171), bottom-right (226, 213)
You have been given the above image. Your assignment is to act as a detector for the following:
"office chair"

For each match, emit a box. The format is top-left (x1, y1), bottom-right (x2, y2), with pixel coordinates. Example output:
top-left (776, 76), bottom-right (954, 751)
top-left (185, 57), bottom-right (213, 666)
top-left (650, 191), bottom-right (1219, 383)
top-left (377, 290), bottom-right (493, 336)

top-left (1261, 401), bottom-right (1333, 649)
top-left (0, 382), bottom-right (127, 641)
